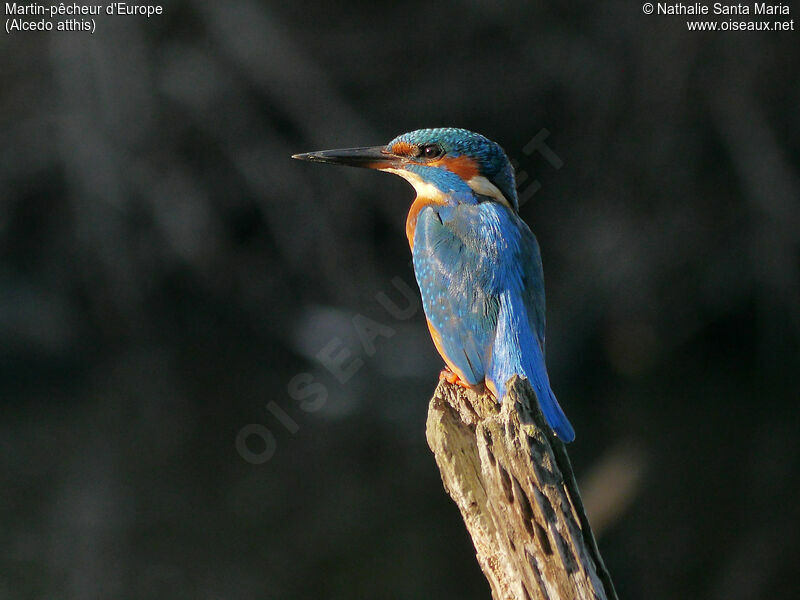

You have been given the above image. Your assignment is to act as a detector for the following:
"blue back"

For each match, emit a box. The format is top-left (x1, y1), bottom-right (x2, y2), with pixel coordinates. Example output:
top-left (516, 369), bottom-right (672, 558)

top-left (411, 181), bottom-right (575, 442)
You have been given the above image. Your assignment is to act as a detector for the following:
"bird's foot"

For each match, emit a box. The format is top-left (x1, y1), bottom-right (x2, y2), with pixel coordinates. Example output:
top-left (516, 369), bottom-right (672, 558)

top-left (439, 368), bottom-right (473, 390)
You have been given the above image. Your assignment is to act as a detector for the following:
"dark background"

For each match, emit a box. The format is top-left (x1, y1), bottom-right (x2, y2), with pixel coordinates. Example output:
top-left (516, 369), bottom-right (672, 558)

top-left (2, 1), bottom-right (799, 598)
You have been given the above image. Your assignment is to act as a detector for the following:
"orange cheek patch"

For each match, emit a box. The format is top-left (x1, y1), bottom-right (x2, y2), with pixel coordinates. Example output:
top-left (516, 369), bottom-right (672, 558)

top-left (431, 155), bottom-right (479, 180)
top-left (391, 141), bottom-right (415, 156)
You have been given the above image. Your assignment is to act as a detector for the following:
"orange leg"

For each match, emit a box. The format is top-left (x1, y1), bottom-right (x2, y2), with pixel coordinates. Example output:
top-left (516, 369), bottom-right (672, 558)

top-left (439, 367), bottom-right (476, 390)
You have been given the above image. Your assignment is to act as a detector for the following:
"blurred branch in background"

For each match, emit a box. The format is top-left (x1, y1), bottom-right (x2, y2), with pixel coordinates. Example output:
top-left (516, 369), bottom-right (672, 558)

top-left (710, 63), bottom-right (800, 391)
top-left (579, 441), bottom-right (646, 539)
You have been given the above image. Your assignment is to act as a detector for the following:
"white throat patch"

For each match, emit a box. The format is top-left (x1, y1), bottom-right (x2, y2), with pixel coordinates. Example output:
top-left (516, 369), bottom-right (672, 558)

top-left (381, 168), bottom-right (513, 210)
top-left (381, 168), bottom-right (447, 201)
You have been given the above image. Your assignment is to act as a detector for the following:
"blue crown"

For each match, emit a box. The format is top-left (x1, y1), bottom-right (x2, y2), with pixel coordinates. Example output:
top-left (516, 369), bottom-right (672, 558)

top-left (388, 128), bottom-right (519, 211)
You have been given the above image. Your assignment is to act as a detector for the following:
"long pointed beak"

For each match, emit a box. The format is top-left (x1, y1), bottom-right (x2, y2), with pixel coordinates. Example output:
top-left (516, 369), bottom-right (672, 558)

top-left (291, 145), bottom-right (400, 169)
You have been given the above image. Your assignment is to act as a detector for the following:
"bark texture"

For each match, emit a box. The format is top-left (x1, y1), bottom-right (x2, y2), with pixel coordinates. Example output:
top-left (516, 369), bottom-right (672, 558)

top-left (426, 376), bottom-right (617, 600)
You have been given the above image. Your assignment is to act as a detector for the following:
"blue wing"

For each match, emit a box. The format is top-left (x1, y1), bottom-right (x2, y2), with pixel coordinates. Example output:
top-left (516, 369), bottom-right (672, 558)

top-left (485, 207), bottom-right (575, 442)
top-left (414, 201), bottom-right (574, 442)
top-left (413, 204), bottom-right (499, 385)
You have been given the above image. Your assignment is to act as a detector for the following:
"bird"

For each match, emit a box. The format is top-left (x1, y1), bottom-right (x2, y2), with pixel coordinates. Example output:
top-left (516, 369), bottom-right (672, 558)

top-left (292, 128), bottom-right (574, 442)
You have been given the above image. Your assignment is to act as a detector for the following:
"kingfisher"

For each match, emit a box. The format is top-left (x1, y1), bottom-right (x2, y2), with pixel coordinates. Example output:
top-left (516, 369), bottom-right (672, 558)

top-left (292, 128), bottom-right (574, 442)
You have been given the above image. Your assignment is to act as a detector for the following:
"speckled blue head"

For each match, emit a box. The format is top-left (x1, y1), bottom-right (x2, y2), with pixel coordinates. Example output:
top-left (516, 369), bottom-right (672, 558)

top-left (292, 128), bottom-right (519, 212)
top-left (385, 128), bottom-right (519, 212)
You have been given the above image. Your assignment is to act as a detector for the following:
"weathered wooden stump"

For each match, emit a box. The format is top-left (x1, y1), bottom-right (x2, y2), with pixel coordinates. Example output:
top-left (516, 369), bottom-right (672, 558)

top-left (426, 376), bottom-right (617, 600)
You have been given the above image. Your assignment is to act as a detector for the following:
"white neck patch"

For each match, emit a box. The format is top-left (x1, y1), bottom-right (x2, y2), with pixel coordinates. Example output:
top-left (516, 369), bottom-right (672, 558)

top-left (381, 168), bottom-right (513, 210)
top-left (466, 175), bottom-right (513, 210)
top-left (381, 168), bottom-right (447, 202)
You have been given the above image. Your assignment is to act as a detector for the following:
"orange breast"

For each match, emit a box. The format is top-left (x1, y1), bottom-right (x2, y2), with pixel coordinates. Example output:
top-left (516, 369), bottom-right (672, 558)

top-left (406, 195), bottom-right (450, 249)
top-left (405, 197), bottom-right (428, 249)
top-left (426, 318), bottom-right (470, 383)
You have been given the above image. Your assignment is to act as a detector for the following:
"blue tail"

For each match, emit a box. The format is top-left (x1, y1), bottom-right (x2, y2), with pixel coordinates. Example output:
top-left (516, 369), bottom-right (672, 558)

top-left (521, 330), bottom-right (574, 441)
top-left (488, 316), bottom-right (575, 442)
top-left (488, 359), bottom-right (575, 442)
top-left (524, 336), bottom-right (574, 442)
top-left (531, 379), bottom-right (575, 443)
top-left (488, 292), bottom-right (576, 442)
top-left (490, 366), bottom-right (575, 442)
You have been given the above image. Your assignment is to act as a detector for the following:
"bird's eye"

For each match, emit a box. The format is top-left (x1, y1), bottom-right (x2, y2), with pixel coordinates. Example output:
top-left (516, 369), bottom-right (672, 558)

top-left (418, 144), bottom-right (443, 159)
